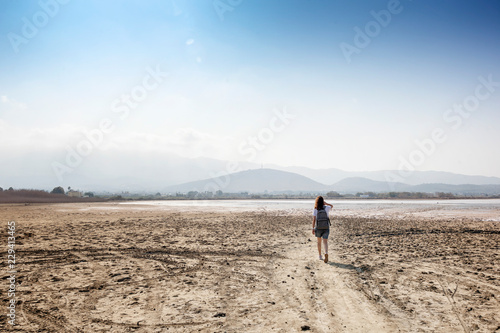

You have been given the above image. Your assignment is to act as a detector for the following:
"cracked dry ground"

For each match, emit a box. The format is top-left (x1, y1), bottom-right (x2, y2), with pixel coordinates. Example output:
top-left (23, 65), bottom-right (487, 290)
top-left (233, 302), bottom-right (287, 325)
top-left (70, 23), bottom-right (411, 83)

top-left (1, 204), bottom-right (317, 332)
top-left (1, 203), bottom-right (499, 332)
top-left (332, 215), bottom-right (500, 332)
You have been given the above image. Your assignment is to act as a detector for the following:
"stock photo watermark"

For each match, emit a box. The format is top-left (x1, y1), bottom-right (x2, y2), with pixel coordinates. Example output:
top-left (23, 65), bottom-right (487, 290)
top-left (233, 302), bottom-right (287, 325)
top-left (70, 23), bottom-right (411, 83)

top-left (51, 65), bottom-right (168, 182)
top-left (340, 0), bottom-right (411, 64)
top-left (213, 0), bottom-right (243, 21)
top-left (6, 220), bottom-right (17, 325)
top-left (385, 74), bottom-right (499, 185)
top-left (201, 106), bottom-right (296, 193)
top-left (7, 0), bottom-right (71, 54)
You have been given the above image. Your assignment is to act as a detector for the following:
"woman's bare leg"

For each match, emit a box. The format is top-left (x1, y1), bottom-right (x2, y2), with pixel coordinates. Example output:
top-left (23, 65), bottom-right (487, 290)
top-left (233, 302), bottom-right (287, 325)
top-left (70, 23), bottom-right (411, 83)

top-left (317, 237), bottom-right (322, 257)
top-left (323, 239), bottom-right (328, 263)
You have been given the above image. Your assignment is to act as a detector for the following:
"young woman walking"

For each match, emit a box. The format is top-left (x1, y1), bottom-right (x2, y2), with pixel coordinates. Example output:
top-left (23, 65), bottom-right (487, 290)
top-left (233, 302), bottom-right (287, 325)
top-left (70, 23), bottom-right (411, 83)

top-left (312, 195), bottom-right (333, 263)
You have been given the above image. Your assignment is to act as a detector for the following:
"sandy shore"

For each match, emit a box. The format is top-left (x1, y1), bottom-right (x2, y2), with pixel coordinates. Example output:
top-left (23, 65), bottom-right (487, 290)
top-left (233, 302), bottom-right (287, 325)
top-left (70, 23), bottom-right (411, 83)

top-left (1, 202), bottom-right (499, 332)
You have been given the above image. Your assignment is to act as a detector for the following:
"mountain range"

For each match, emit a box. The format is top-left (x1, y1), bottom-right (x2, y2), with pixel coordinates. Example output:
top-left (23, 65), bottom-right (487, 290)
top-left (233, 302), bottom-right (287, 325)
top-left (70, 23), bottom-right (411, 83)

top-left (4, 151), bottom-right (500, 194)
top-left (164, 168), bottom-right (500, 195)
top-left (268, 165), bottom-right (500, 186)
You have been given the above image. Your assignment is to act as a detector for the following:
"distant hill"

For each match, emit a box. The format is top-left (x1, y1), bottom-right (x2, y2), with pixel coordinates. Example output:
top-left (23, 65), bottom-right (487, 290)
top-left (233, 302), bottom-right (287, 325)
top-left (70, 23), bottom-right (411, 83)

top-left (165, 170), bottom-right (500, 195)
top-left (271, 165), bottom-right (500, 186)
top-left (331, 177), bottom-right (500, 195)
top-left (5, 150), bottom-right (500, 193)
top-left (331, 177), bottom-right (410, 193)
top-left (3, 150), bottom-right (258, 192)
top-left (164, 168), bottom-right (329, 193)
top-left (410, 183), bottom-right (500, 195)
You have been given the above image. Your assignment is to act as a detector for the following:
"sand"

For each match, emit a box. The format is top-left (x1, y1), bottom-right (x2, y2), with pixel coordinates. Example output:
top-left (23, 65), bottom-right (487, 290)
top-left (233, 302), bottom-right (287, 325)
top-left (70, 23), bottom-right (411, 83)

top-left (1, 202), bottom-right (499, 332)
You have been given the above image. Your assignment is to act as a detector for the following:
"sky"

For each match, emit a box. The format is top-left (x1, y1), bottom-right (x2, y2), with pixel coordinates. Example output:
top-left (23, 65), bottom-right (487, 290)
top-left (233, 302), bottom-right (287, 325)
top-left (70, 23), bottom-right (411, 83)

top-left (1, 0), bottom-right (500, 189)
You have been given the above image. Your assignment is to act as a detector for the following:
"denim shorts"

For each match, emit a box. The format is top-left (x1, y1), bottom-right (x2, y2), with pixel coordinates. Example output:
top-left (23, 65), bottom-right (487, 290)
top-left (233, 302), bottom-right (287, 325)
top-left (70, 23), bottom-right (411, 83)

top-left (315, 228), bottom-right (329, 239)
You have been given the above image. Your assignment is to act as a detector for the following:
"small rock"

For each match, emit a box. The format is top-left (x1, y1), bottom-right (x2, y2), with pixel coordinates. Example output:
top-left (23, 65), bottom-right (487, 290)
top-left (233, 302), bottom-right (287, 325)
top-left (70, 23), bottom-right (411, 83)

top-left (301, 325), bottom-right (311, 331)
top-left (214, 312), bottom-right (226, 318)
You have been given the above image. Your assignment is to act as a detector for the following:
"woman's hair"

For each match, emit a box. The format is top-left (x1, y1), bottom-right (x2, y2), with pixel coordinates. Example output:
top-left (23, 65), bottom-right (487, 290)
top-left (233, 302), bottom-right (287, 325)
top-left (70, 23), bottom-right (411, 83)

top-left (315, 196), bottom-right (324, 209)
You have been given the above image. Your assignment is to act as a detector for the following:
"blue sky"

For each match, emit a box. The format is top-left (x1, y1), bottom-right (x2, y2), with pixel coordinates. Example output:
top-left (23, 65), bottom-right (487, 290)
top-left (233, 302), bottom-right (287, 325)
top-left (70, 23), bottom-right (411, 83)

top-left (1, 0), bottom-right (500, 186)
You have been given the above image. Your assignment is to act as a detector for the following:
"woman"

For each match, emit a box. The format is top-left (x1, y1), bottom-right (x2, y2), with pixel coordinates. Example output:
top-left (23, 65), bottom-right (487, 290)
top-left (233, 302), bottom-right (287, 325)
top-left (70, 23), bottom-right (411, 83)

top-left (312, 195), bottom-right (333, 263)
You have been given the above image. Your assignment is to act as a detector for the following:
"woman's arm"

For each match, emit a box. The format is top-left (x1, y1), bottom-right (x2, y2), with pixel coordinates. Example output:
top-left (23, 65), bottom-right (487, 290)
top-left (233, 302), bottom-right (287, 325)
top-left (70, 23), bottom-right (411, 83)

top-left (324, 202), bottom-right (333, 207)
top-left (312, 216), bottom-right (316, 235)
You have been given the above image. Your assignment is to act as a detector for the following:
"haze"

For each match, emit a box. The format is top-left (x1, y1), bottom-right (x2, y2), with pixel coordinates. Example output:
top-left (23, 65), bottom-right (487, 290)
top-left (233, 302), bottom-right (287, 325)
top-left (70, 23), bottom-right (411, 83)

top-left (1, 0), bottom-right (500, 190)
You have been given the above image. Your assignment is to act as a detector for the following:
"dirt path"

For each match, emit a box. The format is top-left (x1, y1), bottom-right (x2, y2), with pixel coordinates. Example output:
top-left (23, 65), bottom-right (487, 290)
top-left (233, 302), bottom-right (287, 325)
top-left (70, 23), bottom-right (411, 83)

top-left (267, 236), bottom-right (401, 332)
